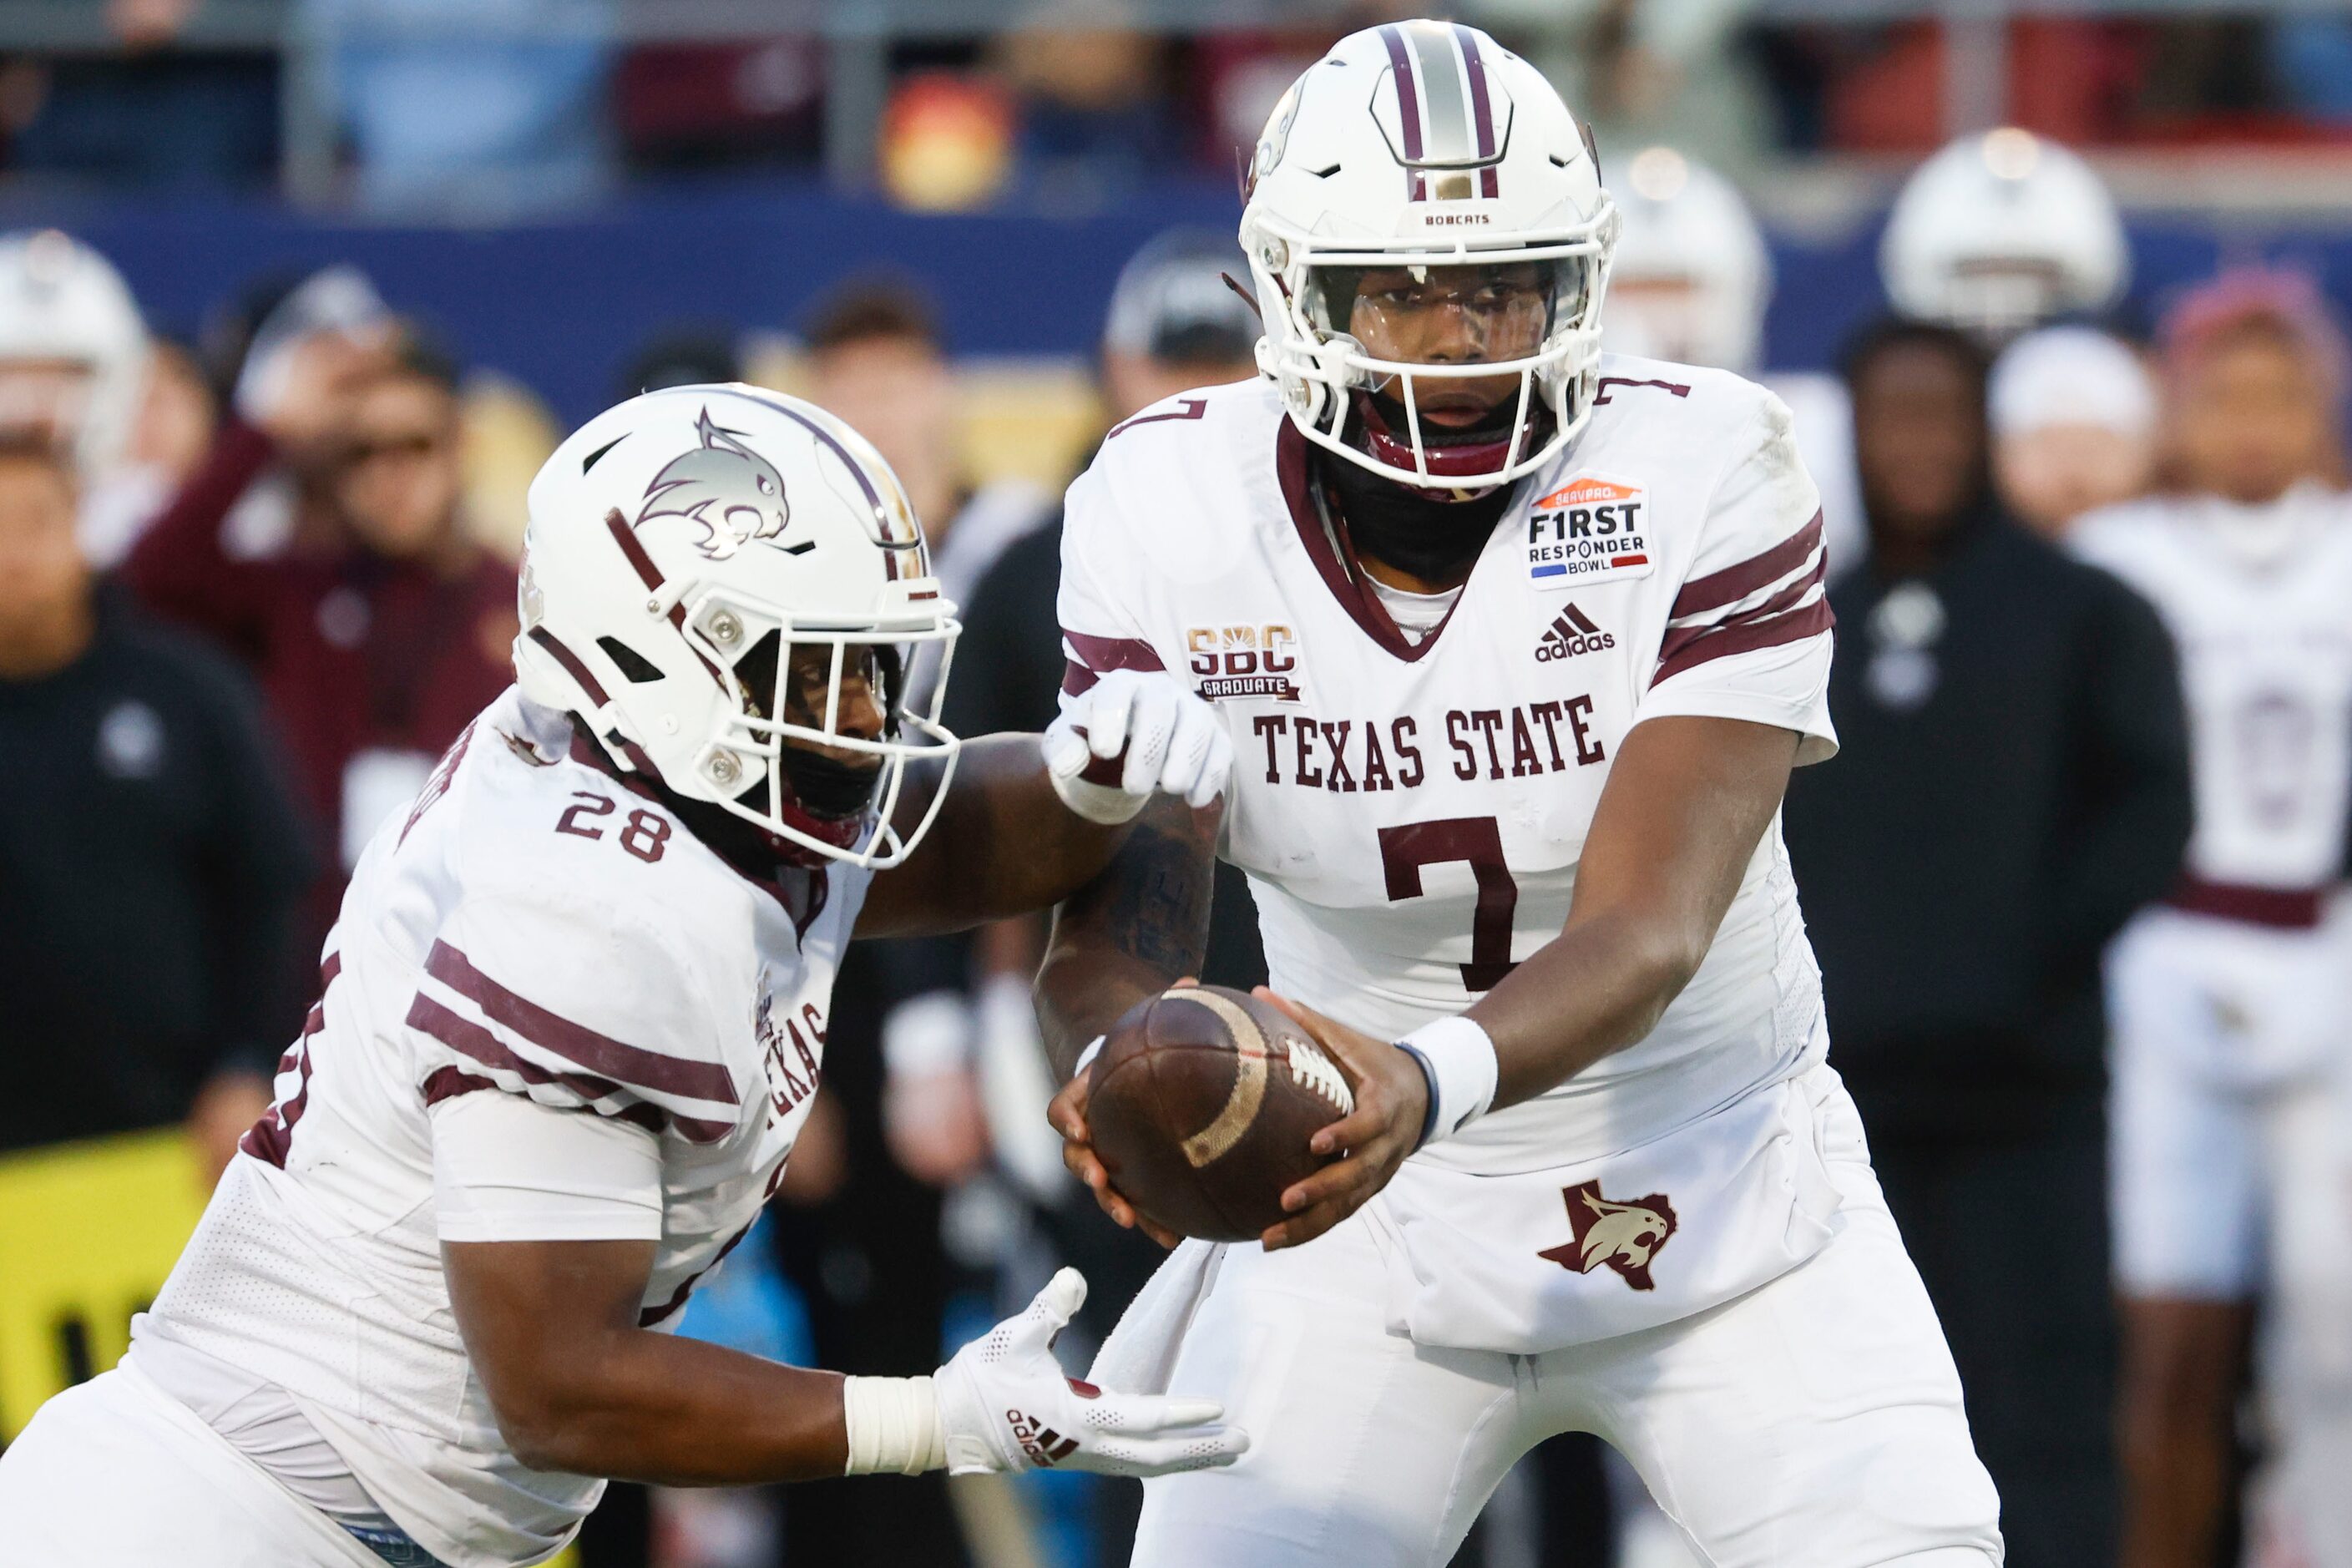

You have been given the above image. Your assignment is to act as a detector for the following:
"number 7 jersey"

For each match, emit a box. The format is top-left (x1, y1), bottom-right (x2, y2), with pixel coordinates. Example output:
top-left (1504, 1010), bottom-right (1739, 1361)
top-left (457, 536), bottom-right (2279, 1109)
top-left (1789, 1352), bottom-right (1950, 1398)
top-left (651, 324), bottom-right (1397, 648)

top-left (1060, 362), bottom-right (1839, 1176)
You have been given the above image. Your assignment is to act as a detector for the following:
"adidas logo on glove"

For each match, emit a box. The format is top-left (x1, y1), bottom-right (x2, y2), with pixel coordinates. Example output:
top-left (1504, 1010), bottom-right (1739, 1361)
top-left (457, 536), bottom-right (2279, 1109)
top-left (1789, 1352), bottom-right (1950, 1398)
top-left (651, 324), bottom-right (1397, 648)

top-left (1535, 604), bottom-right (1616, 663)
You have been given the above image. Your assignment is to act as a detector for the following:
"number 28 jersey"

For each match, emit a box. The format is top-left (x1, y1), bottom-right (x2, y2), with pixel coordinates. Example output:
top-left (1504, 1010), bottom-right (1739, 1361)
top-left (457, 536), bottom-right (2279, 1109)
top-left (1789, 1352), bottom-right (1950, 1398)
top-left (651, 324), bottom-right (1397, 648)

top-left (1060, 364), bottom-right (1839, 1175)
top-left (134, 686), bottom-right (861, 1566)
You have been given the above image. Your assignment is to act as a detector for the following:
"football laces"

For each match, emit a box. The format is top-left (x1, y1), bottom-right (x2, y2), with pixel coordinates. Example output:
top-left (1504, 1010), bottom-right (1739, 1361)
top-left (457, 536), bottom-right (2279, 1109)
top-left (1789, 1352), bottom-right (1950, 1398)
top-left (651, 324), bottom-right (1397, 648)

top-left (1285, 1038), bottom-right (1353, 1115)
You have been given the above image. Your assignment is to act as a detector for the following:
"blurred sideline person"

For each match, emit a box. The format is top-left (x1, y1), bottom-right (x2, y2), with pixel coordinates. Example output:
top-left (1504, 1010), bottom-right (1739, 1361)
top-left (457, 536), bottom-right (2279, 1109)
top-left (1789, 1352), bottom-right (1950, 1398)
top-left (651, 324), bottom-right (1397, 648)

top-left (0, 229), bottom-right (169, 567)
top-left (124, 277), bottom-right (516, 962)
top-left (0, 432), bottom-right (311, 1179)
top-left (0, 385), bottom-right (1244, 1568)
top-left (1601, 145), bottom-right (1864, 581)
top-left (1990, 325), bottom-right (2159, 539)
top-left (2071, 270), bottom-right (2352, 1568)
top-left (1783, 320), bottom-right (2190, 1568)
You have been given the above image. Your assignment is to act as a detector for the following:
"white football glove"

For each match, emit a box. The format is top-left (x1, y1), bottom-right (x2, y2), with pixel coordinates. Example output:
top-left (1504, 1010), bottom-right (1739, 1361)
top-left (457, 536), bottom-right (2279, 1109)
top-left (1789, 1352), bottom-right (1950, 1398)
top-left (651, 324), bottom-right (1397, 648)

top-left (933, 1268), bottom-right (1247, 1477)
top-left (1042, 669), bottom-right (1232, 824)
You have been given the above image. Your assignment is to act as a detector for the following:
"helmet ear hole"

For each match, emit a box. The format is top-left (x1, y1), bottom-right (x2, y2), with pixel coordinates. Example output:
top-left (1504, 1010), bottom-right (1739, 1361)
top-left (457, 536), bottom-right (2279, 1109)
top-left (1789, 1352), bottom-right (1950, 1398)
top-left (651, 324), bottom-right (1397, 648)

top-left (596, 636), bottom-right (665, 683)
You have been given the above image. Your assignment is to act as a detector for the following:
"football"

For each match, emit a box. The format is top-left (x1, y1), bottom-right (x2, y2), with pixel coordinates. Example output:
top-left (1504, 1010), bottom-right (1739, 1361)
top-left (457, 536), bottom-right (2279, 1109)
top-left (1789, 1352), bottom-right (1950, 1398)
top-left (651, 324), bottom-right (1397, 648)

top-left (1084, 984), bottom-right (1356, 1242)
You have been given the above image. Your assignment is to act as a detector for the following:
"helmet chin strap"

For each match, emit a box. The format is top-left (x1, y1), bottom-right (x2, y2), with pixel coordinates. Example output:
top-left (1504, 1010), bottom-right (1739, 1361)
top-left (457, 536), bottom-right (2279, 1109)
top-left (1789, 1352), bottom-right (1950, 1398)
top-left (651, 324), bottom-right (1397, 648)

top-left (1352, 390), bottom-right (1549, 501)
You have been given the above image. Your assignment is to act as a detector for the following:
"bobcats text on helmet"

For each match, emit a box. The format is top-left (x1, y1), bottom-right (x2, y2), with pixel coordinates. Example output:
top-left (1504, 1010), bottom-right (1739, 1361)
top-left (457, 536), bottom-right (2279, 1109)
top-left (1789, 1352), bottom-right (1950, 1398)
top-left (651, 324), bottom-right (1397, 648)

top-left (1880, 129), bottom-right (2128, 341)
top-left (1603, 148), bottom-right (1771, 376)
top-left (0, 230), bottom-right (149, 477)
top-left (1240, 19), bottom-right (1617, 492)
top-left (513, 384), bottom-right (960, 868)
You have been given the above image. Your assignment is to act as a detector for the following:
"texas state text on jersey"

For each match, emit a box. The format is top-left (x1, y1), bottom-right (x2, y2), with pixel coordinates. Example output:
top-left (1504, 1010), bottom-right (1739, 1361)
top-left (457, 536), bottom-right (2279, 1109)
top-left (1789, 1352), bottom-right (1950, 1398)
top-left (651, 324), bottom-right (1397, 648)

top-left (1060, 361), bottom-right (1839, 1175)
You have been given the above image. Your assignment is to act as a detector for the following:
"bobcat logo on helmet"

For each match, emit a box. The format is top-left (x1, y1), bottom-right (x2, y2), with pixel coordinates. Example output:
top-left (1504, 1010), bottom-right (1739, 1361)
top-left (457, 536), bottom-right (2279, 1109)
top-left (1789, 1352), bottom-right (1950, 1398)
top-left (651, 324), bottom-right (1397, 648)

top-left (1537, 1179), bottom-right (1677, 1291)
top-left (636, 407), bottom-right (801, 561)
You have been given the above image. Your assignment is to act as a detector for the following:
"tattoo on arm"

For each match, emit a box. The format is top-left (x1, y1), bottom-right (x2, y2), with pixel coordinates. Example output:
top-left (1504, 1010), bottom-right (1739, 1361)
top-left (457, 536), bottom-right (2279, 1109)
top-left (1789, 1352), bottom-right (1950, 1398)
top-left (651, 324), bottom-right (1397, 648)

top-left (1037, 797), bottom-right (1216, 1070)
top-left (1095, 817), bottom-right (1213, 972)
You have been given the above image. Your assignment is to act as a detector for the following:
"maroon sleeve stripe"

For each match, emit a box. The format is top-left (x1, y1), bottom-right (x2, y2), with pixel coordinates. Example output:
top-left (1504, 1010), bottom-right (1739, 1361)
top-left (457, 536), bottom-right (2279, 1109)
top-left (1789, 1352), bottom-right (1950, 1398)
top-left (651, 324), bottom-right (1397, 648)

top-left (422, 1065), bottom-right (496, 1106)
top-left (1671, 511), bottom-right (1824, 620)
top-left (1061, 658), bottom-right (1099, 698)
top-left (408, 993), bottom-right (733, 1143)
top-left (1061, 629), bottom-right (1164, 675)
top-left (1651, 596), bottom-right (1834, 686)
top-left (1657, 559), bottom-right (1823, 665)
top-left (425, 941), bottom-right (738, 1106)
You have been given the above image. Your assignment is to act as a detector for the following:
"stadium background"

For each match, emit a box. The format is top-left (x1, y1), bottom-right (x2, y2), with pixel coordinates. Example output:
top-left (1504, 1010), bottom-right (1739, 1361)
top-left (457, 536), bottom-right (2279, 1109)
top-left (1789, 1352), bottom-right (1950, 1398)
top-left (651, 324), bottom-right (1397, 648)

top-left (0, 0), bottom-right (2346, 1565)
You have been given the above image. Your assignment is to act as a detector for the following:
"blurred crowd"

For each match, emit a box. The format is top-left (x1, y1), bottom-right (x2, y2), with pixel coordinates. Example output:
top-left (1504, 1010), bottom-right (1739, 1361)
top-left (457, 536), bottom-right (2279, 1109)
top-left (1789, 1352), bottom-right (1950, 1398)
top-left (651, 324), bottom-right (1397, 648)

top-left (2, 88), bottom-right (2350, 1568)
top-left (3, 0), bottom-right (2352, 210)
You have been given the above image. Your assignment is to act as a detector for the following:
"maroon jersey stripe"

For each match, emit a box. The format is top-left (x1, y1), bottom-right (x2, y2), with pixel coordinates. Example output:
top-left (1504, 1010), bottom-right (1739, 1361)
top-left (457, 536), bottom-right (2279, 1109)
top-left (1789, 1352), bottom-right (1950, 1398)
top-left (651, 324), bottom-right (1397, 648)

top-left (1650, 595), bottom-right (1834, 685)
top-left (408, 992), bottom-right (734, 1143)
top-left (640, 1216), bottom-right (758, 1326)
top-left (1062, 658), bottom-right (1100, 698)
top-left (1063, 629), bottom-right (1166, 675)
top-left (1657, 557), bottom-right (1825, 666)
top-left (424, 941), bottom-right (741, 1105)
top-left (1670, 511), bottom-right (1824, 620)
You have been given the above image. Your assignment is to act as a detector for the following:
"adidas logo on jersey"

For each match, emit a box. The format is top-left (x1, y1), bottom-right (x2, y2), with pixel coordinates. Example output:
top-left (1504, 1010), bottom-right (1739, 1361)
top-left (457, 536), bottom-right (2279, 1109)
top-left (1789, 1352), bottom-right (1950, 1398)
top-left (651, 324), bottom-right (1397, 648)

top-left (1535, 604), bottom-right (1615, 662)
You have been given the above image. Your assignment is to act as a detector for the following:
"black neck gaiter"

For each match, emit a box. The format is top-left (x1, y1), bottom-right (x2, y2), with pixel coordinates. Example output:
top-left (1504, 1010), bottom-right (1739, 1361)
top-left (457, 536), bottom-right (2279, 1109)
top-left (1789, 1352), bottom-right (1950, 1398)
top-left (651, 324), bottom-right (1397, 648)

top-left (1321, 448), bottom-right (1519, 585)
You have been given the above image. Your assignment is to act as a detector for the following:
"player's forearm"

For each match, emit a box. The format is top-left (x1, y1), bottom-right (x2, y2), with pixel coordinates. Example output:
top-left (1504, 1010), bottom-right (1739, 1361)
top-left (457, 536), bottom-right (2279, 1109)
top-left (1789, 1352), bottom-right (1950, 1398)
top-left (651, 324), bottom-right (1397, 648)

top-left (1035, 794), bottom-right (1216, 1077)
top-left (488, 1327), bottom-right (852, 1485)
top-left (862, 736), bottom-right (1131, 938)
top-left (1464, 908), bottom-right (1710, 1110)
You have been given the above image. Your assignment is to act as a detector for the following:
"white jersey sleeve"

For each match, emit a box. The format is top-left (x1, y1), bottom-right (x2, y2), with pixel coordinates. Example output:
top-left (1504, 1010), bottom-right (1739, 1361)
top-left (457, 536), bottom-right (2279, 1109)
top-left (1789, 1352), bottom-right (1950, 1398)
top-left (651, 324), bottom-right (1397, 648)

top-left (430, 1090), bottom-right (665, 1244)
top-left (406, 888), bottom-right (741, 1145)
top-left (1057, 457), bottom-right (1169, 703)
top-left (1636, 390), bottom-right (1837, 763)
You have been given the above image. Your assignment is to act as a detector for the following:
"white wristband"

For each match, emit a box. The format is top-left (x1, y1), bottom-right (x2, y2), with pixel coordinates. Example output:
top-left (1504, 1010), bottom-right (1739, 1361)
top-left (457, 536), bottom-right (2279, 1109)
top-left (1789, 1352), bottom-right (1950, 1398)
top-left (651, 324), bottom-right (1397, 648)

top-left (841, 1375), bottom-right (947, 1475)
top-left (1395, 1016), bottom-right (1500, 1148)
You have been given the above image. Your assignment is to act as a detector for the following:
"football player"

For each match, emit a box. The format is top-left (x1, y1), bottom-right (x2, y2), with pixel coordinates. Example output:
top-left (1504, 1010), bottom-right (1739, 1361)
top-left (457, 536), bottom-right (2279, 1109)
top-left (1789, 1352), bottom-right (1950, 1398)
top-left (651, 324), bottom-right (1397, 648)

top-left (0, 386), bottom-right (1245, 1567)
top-left (1601, 144), bottom-right (1864, 579)
top-left (1039, 22), bottom-right (2000, 1566)
top-left (0, 229), bottom-right (159, 565)
top-left (2070, 270), bottom-right (2352, 1568)
top-left (1880, 129), bottom-right (2130, 346)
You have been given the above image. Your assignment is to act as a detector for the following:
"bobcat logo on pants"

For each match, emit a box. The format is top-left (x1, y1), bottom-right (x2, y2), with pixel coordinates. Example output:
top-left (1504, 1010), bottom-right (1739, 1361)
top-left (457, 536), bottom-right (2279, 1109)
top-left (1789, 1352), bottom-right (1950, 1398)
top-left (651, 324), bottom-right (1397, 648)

top-left (637, 407), bottom-right (804, 561)
top-left (1537, 1180), bottom-right (1677, 1291)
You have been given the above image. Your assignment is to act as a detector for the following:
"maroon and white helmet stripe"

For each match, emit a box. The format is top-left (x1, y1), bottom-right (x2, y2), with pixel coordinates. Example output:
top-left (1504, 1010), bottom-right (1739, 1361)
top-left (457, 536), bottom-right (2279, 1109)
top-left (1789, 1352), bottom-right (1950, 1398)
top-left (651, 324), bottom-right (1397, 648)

top-left (1379, 20), bottom-right (1504, 200)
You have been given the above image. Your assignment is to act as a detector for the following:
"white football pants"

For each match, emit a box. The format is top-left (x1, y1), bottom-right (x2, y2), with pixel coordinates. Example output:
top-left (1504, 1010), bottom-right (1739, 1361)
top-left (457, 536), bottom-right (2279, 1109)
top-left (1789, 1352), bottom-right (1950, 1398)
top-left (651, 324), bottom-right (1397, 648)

top-left (1130, 1120), bottom-right (2002, 1568)
top-left (0, 1363), bottom-right (387, 1568)
top-left (2107, 909), bottom-right (2352, 1568)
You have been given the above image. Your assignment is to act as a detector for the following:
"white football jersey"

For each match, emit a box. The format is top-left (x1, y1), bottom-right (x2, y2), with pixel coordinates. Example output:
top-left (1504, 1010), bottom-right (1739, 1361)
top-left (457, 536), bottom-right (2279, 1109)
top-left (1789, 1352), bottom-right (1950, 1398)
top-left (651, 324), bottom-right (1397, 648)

top-left (1060, 364), bottom-right (1837, 1176)
top-left (132, 686), bottom-right (860, 1565)
top-left (2072, 484), bottom-right (2352, 893)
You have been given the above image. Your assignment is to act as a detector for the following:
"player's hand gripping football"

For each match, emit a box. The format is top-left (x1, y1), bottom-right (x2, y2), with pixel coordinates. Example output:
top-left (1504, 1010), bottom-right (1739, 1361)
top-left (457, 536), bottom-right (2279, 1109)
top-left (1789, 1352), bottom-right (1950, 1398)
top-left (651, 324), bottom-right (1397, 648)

top-left (934, 1267), bottom-right (1247, 1477)
top-left (1042, 669), bottom-right (1232, 824)
top-left (1250, 989), bottom-right (1429, 1251)
top-left (1049, 1038), bottom-right (1185, 1251)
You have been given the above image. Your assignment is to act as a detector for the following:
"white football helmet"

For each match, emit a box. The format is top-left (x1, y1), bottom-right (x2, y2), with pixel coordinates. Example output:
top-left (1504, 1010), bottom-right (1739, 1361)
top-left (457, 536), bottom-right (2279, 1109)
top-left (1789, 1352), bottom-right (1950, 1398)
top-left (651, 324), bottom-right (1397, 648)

top-left (1880, 129), bottom-right (2128, 340)
top-left (0, 229), bottom-right (149, 476)
top-left (1603, 147), bottom-right (1771, 375)
top-left (514, 384), bottom-right (960, 868)
top-left (1241, 18), bottom-right (1617, 490)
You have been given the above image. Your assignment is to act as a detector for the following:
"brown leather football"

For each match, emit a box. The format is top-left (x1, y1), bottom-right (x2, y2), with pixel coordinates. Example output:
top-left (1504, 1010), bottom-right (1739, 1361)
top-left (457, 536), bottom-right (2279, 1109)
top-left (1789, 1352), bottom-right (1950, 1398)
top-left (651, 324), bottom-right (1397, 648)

top-left (1085, 984), bottom-right (1356, 1242)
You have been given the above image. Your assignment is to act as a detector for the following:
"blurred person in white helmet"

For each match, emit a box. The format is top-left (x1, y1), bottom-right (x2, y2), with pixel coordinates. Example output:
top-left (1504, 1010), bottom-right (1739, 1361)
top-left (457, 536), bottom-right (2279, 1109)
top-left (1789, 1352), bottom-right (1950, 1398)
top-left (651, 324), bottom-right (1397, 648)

top-left (1881, 128), bottom-right (2131, 346)
top-left (1604, 144), bottom-right (1866, 580)
top-left (1034, 22), bottom-right (2002, 1565)
top-left (0, 229), bottom-right (172, 567)
top-left (1989, 324), bottom-right (2158, 538)
top-left (0, 383), bottom-right (1244, 1567)
top-left (2071, 268), bottom-right (2352, 1568)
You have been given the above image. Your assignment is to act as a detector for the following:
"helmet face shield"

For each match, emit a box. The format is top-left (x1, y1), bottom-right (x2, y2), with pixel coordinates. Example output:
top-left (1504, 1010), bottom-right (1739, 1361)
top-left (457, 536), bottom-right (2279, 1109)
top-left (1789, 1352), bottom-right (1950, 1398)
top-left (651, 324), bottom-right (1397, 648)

top-left (678, 584), bottom-right (960, 869)
top-left (1256, 229), bottom-right (1615, 491)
